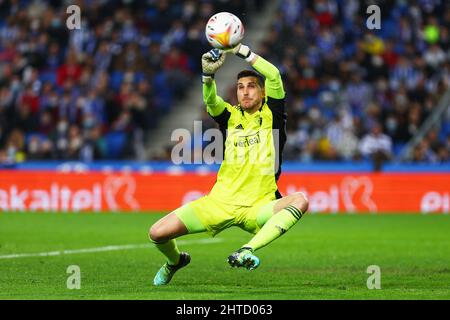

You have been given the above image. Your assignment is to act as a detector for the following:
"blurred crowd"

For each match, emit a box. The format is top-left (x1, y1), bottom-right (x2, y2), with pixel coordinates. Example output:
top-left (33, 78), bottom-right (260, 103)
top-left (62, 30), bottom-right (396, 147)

top-left (1, 0), bottom-right (449, 167)
top-left (267, 0), bottom-right (450, 165)
top-left (0, 0), bottom-right (261, 163)
top-left (206, 0), bottom-right (450, 167)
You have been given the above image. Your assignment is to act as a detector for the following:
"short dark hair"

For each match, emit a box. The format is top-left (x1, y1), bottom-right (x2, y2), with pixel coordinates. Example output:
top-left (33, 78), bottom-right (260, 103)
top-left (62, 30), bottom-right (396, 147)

top-left (237, 70), bottom-right (265, 88)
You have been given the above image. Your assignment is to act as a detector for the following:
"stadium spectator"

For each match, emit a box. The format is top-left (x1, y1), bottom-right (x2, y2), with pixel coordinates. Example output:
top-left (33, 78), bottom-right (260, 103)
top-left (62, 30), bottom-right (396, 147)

top-left (0, 0), bottom-right (448, 167)
top-left (0, 0), bottom-right (262, 162)
top-left (412, 140), bottom-right (437, 163)
top-left (359, 122), bottom-right (393, 171)
top-left (326, 114), bottom-right (359, 160)
top-left (229, 0), bottom-right (450, 166)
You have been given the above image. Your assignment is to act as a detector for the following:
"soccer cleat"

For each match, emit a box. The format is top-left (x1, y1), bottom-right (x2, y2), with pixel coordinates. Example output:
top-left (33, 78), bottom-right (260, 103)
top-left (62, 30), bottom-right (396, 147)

top-left (153, 252), bottom-right (191, 286)
top-left (227, 247), bottom-right (260, 270)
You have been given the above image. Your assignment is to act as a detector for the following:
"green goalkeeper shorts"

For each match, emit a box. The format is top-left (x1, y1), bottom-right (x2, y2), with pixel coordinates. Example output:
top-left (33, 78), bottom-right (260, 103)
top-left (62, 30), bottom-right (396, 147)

top-left (174, 195), bottom-right (278, 237)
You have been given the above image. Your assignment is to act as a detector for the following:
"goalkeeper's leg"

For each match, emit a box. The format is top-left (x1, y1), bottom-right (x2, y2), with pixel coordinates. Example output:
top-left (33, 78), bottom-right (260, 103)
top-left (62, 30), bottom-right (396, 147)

top-left (149, 204), bottom-right (206, 285)
top-left (228, 192), bottom-right (309, 269)
top-left (246, 192), bottom-right (308, 250)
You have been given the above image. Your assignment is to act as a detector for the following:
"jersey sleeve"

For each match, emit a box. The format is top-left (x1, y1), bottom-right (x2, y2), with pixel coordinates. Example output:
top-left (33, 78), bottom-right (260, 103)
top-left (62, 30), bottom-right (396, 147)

top-left (252, 56), bottom-right (285, 100)
top-left (203, 80), bottom-right (231, 128)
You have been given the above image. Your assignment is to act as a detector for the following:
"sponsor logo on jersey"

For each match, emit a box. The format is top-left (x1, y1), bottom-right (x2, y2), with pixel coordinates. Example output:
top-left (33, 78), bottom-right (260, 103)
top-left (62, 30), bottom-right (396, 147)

top-left (233, 131), bottom-right (261, 147)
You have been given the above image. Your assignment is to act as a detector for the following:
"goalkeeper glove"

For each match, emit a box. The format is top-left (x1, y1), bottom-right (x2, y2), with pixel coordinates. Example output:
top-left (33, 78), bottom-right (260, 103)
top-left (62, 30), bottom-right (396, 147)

top-left (229, 43), bottom-right (256, 63)
top-left (201, 48), bottom-right (226, 84)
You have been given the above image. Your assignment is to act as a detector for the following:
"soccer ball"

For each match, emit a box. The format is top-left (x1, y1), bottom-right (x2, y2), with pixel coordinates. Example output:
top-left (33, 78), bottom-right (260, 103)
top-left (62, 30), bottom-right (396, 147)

top-left (205, 12), bottom-right (244, 50)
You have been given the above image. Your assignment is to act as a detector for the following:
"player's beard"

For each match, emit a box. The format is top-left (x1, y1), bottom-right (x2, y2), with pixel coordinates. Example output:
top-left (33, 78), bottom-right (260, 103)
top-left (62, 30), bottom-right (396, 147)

top-left (240, 98), bottom-right (262, 112)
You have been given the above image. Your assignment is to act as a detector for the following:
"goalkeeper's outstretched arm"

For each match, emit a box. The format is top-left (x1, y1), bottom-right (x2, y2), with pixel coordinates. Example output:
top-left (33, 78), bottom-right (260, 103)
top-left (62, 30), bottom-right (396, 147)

top-left (203, 80), bottom-right (227, 117)
top-left (201, 49), bottom-right (228, 117)
top-left (231, 44), bottom-right (285, 100)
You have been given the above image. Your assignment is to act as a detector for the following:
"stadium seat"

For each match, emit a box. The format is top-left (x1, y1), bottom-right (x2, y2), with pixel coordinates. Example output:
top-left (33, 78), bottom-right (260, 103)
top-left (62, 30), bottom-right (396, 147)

top-left (303, 96), bottom-right (319, 109)
top-left (105, 131), bottom-right (127, 159)
top-left (39, 71), bottom-right (57, 85)
top-left (393, 142), bottom-right (406, 156)
top-left (110, 71), bottom-right (124, 91)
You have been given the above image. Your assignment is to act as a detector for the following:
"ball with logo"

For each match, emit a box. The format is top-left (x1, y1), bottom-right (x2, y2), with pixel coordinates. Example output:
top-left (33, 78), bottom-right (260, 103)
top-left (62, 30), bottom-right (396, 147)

top-left (205, 12), bottom-right (244, 50)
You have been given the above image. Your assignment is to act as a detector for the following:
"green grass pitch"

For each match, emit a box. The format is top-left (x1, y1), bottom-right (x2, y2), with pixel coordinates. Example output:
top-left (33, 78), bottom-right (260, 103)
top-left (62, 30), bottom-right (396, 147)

top-left (0, 212), bottom-right (449, 300)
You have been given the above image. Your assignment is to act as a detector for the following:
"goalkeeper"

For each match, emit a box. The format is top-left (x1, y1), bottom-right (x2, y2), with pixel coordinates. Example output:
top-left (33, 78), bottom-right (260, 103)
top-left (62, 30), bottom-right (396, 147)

top-left (150, 43), bottom-right (309, 286)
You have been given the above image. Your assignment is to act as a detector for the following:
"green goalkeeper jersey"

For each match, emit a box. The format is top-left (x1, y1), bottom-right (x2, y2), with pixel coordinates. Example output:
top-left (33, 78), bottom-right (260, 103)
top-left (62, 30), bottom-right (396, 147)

top-left (203, 56), bottom-right (286, 206)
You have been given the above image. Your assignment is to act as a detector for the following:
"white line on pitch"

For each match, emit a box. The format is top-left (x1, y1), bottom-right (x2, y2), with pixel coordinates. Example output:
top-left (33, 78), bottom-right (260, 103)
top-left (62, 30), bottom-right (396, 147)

top-left (0, 238), bottom-right (223, 260)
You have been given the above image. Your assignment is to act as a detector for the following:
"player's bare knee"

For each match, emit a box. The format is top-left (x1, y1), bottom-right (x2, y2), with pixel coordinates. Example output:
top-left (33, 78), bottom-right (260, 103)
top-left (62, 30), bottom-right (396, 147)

top-left (292, 192), bottom-right (309, 213)
top-left (149, 224), bottom-right (166, 243)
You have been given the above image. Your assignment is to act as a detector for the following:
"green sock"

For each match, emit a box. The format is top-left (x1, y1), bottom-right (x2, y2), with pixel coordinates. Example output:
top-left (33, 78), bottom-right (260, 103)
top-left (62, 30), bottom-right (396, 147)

top-left (244, 205), bottom-right (304, 251)
top-left (153, 239), bottom-right (180, 265)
